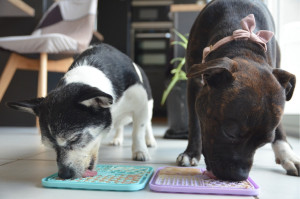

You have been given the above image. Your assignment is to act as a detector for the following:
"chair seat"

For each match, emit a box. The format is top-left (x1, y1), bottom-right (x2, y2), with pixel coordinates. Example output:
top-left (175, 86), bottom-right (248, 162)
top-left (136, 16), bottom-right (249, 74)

top-left (0, 33), bottom-right (79, 54)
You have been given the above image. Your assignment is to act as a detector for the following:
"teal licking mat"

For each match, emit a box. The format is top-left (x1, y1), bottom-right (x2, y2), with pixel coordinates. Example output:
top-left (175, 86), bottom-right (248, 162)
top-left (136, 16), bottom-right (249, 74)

top-left (42, 164), bottom-right (154, 191)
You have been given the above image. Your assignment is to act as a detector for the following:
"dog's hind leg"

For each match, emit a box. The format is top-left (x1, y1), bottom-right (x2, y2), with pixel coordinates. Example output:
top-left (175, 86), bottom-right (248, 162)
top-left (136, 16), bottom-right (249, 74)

top-left (109, 114), bottom-right (131, 146)
top-left (132, 117), bottom-right (150, 161)
top-left (129, 85), bottom-right (151, 161)
top-left (110, 126), bottom-right (124, 146)
top-left (146, 121), bottom-right (157, 148)
top-left (145, 99), bottom-right (157, 148)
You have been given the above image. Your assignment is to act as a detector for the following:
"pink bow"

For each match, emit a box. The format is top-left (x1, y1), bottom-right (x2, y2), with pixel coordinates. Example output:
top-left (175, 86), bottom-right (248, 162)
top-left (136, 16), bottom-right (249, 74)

top-left (202, 14), bottom-right (274, 63)
top-left (233, 14), bottom-right (274, 51)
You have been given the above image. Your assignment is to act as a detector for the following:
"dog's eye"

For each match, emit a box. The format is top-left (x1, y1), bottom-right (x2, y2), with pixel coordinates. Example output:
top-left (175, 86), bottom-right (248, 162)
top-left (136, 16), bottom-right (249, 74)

top-left (69, 134), bottom-right (82, 144)
top-left (222, 121), bottom-right (240, 140)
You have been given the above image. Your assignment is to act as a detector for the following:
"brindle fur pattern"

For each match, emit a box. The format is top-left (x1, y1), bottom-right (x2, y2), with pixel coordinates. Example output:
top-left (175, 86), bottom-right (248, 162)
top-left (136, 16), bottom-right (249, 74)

top-left (177, 0), bottom-right (299, 181)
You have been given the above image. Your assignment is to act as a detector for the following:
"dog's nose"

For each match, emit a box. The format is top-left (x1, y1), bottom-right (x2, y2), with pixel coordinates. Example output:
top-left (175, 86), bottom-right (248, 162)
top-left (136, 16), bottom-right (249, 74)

top-left (230, 167), bottom-right (249, 181)
top-left (223, 167), bottom-right (249, 181)
top-left (214, 166), bottom-right (249, 181)
top-left (58, 166), bottom-right (75, 179)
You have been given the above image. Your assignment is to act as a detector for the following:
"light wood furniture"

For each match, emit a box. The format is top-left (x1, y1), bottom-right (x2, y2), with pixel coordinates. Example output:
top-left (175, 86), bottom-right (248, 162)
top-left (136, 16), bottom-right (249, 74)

top-left (0, 53), bottom-right (73, 101)
top-left (170, 4), bottom-right (205, 13)
top-left (0, 0), bottom-right (35, 17)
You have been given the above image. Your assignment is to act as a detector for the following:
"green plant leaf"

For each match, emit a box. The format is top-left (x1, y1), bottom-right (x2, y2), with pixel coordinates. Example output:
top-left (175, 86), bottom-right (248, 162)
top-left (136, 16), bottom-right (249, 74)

top-left (176, 57), bottom-right (186, 71)
top-left (161, 76), bottom-right (179, 105)
top-left (170, 57), bottom-right (183, 64)
top-left (171, 41), bottom-right (187, 49)
top-left (170, 69), bottom-right (177, 74)
top-left (173, 29), bottom-right (188, 45)
top-left (161, 29), bottom-right (188, 106)
top-left (178, 71), bottom-right (187, 80)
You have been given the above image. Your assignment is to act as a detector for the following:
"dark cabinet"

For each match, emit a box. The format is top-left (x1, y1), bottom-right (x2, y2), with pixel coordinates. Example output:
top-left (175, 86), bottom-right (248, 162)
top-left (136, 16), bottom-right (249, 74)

top-left (98, 0), bottom-right (131, 56)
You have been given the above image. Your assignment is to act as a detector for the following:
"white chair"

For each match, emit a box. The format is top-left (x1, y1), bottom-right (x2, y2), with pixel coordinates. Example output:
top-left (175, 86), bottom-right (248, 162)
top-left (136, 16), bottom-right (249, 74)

top-left (0, 0), bottom-right (98, 101)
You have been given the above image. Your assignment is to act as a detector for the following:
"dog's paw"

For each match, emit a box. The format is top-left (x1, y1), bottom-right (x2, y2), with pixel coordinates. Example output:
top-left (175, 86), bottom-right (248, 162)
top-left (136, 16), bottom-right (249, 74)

top-left (132, 150), bottom-right (150, 161)
top-left (272, 140), bottom-right (300, 176)
top-left (176, 153), bottom-right (199, 166)
top-left (109, 137), bottom-right (123, 146)
top-left (146, 137), bottom-right (157, 148)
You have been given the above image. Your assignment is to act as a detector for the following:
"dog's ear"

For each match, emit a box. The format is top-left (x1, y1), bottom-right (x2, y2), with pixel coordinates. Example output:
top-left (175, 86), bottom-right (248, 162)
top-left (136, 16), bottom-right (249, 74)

top-left (187, 57), bottom-right (237, 88)
top-left (6, 98), bottom-right (44, 116)
top-left (272, 69), bottom-right (296, 101)
top-left (78, 87), bottom-right (113, 109)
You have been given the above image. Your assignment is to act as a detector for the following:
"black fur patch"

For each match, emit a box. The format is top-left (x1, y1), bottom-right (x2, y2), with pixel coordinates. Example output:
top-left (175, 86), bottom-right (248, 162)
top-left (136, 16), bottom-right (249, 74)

top-left (69, 44), bottom-right (152, 100)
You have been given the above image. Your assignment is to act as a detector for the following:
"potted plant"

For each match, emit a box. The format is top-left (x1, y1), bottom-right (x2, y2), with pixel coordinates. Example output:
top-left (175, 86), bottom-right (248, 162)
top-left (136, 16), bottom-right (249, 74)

top-left (162, 29), bottom-right (189, 139)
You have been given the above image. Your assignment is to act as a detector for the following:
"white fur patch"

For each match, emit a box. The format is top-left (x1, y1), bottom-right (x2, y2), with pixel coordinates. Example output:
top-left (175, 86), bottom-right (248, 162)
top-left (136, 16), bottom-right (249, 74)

top-left (57, 137), bottom-right (67, 147)
top-left (80, 96), bottom-right (112, 109)
top-left (19, 107), bottom-right (35, 115)
top-left (132, 62), bottom-right (143, 83)
top-left (61, 126), bottom-right (108, 177)
top-left (64, 134), bottom-right (102, 177)
top-left (47, 125), bottom-right (53, 136)
top-left (176, 153), bottom-right (199, 166)
top-left (110, 84), bottom-right (148, 128)
top-left (147, 99), bottom-right (154, 120)
top-left (109, 84), bottom-right (145, 146)
top-left (272, 141), bottom-right (297, 161)
top-left (109, 84), bottom-right (154, 161)
top-left (41, 137), bottom-right (54, 148)
top-left (272, 140), bottom-right (300, 175)
top-left (87, 125), bottom-right (109, 138)
top-left (64, 65), bottom-right (115, 100)
top-left (87, 45), bottom-right (94, 50)
top-left (145, 99), bottom-right (156, 147)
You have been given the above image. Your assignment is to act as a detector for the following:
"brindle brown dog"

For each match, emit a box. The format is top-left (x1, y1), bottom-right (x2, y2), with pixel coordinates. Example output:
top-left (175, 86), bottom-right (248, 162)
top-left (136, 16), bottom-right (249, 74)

top-left (176, 0), bottom-right (300, 181)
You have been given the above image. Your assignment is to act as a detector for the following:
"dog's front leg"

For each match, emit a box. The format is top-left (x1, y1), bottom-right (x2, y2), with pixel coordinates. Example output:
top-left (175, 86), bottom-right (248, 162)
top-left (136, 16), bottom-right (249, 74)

top-left (272, 123), bottom-right (300, 176)
top-left (176, 79), bottom-right (202, 166)
top-left (110, 126), bottom-right (124, 146)
top-left (145, 121), bottom-right (157, 148)
top-left (132, 114), bottom-right (150, 161)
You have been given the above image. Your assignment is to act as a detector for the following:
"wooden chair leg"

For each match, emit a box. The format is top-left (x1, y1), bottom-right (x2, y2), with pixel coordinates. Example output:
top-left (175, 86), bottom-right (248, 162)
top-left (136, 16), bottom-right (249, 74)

top-left (36, 53), bottom-right (48, 128)
top-left (0, 53), bottom-right (18, 102)
top-left (37, 53), bottom-right (48, 98)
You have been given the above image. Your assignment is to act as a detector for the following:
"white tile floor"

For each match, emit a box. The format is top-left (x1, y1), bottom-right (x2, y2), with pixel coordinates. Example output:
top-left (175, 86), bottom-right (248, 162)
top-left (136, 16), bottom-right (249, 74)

top-left (0, 124), bottom-right (299, 199)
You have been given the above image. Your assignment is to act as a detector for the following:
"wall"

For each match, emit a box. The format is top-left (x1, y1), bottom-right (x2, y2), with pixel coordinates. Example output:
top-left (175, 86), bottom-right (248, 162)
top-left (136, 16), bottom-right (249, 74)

top-left (266, 0), bottom-right (300, 137)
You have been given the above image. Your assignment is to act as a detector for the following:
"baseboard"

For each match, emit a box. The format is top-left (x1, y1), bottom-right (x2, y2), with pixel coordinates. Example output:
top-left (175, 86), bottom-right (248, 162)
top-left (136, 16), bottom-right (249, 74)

top-left (282, 114), bottom-right (300, 139)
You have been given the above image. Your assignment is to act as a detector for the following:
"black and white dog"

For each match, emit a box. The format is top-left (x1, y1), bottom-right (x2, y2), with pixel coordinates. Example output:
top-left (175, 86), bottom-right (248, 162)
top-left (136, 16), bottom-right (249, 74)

top-left (8, 43), bottom-right (157, 179)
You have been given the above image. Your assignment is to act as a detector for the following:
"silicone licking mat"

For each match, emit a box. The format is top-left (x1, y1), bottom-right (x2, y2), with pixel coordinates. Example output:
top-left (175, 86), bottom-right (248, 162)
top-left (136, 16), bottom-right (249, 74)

top-left (149, 167), bottom-right (259, 196)
top-left (42, 165), bottom-right (153, 191)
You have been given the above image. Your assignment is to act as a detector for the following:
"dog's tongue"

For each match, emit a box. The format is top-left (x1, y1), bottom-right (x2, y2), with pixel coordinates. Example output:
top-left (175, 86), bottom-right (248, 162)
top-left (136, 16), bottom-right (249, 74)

top-left (83, 170), bottom-right (97, 178)
top-left (204, 170), bottom-right (217, 179)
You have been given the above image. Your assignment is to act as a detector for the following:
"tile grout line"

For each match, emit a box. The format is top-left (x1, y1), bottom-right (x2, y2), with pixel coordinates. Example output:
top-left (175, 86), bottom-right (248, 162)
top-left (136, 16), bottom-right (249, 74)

top-left (0, 150), bottom-right (54, 166)
top-left (0, 159), bottom-right (19, 166)
top-left (20, 150), bottom-right (51, 160)
top-left (0, 159), bottom-right (56, 169)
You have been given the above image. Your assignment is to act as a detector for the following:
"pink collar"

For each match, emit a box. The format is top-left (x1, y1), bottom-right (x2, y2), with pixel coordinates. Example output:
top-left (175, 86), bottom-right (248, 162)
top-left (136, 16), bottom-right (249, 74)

top-left (202, 14), bottom-right (274, 63)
